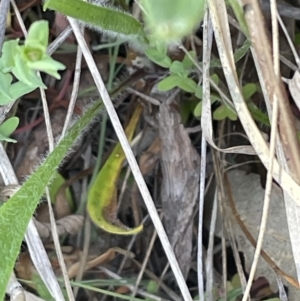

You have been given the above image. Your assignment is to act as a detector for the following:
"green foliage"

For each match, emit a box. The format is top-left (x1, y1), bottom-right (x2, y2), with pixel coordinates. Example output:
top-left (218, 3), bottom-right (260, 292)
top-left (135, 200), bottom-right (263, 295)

top-left (242, 83), bottom-right (257, 100)
top-left (0, 20), bottom-right (65, 143)
top-left (140, 0), bottom-right (207, 43)
top-left (44, 0), bottom-right (148, 46)
top-left (32, 273), bottom-right (55, 301)
top-left (0, 99), bottom-right (103, 301)
top-left (0, 20), bottom-right (65, 89)
top-left (226, 0), bottom-right (249, 37)
top-left (0, 117), bottom-right (19, 142)
top-left (48, 172), bottom-right (74, 210)
top-left (145, 280), bottom-right (159, 301)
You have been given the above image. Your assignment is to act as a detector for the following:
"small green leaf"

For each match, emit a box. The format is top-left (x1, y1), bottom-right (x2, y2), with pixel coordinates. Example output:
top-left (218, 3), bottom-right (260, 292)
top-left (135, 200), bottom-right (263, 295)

top-left (155, 41), bottom-right (168, 56)
top-left (9, 81), bottom-right (37, 100)
top-left (180, 99), bottom-right (198, 123)
top-left (157, 74), bottom-right (181, 91)
top-left (194, 101), bottom-right (202, 117)
top-left (195, 86), bottom-right (203, 99)
top-left (248, 102), bottom-right (270, 126)
top-left (227, 0), bottom-right (249, 37)
top-left (12, 54), bottom-right (46, 88)
top-left (23, 45), bottom-right (45, 62)
top-left (170, 60), bottom-right (185, 74)
top-left (0, 40), bottom-right (20, 72)
top-left (213, 104), bottom-right (238, 121)
top-left (182, 51), bottom-right (196, 69)
top-left (44, 0), bottom-right (148, 45)
top-left (0, 133), bottom-right (17, 143)
top-left (27, 56), bottom-right (66, 79)
top-left (48, 172), bottom-right (74, 210)
top-left (0, 92), bottom-right (14, 106)
top-left (211, 73), bottom-right (219, 85)
top-left (146, 280), bottom-right (159, 294)
top-left (0, 117), bottom-right (19, 143)
top-left (177, 77), bottom-right (199, 93)
top-left (0, 73), bottom-right (13, 102)
top-left (26, 20), bottom-right (49, 51)
top-left (145, 47), bottom-right (172, 68)
top-left (210, 94), bottom-right (220, 104)
top-left (219, 287), bottom-right (243, 301)
top-left (242, 83), bottom-right (257, 100)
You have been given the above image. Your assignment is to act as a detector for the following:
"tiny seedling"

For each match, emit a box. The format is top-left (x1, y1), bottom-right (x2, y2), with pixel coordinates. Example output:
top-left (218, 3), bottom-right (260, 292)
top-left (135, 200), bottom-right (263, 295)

top-left (0, 20), bottom-right (65, 142)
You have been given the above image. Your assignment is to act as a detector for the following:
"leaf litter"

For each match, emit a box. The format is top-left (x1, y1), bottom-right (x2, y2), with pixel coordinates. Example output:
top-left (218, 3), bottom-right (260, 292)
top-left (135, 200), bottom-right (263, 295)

top-left (2, 1), bottom-right (300, 301)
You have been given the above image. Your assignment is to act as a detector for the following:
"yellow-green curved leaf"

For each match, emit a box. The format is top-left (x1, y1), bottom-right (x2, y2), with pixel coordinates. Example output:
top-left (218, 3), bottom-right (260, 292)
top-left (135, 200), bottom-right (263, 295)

top-left (87, 105), bottom-right (143, 235)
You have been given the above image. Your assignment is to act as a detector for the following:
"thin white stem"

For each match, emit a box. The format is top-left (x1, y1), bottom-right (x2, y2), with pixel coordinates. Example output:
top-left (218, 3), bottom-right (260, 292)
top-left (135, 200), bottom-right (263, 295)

top-left (61, 39), bottom-right (83, 137)
top-left (132, 225), bottom-right (158, 297)
top-left (277, 14), bottom-right (300, 67)
top-left (68, 17), bottom-right (193, 301)
top-left (271, 0), bottom-right (280, 76)
top-left (241, 97), bottom-right (278, 301)
top-left (198, 10), bottom-right (210, 301)
top-left (205, 192), bottom-right (218, 301)
top-left (47, 26), bottom-right (73, 56)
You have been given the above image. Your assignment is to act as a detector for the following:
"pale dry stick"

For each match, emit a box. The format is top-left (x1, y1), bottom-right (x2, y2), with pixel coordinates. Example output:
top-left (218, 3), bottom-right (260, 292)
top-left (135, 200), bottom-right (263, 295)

top-left (45, 188), bottom-right (75, 301)
top-left (240, 8), bottom-right (281, 298)
top-left (68, 17), bottom-right (193, 301)
top-left (131, 224), bottom-right (158, 297)
top-left (241, 98), bottom-right (279, 301)
top-left (60, 27), bottom-right (83, 137)
top-left (241, 12), bottom-right (280, 301)
top-left (271, 0), bottom-right (280, 75)
top-left (0, 0), bottom-right (10, 53)
top-left (198, 10), bottom-right (211, 301)
top-left (224, 160), bottom-right (261, 173)
top-left (211, 151), bottom-right (228, 301)
top-left (275, 273), bottom-right (288, 301)
top-left (215, 114), bottom-right (249, 297)
top-left (127, 87), bottom-right (160, 106)
top-left (100, 268), bottom-right (166, 301)
top-left (100, 216), bottom-right (152, 301)
top-left (117, 216), bottom-right (150, 273)
top-left (226, 213), bottom-right (248, 291)
top-left (47, 26), bottom-right (73, 56)
top-left (0, 144), bottom-right (64, 301)
top-left (73, 146), bottom-right (92, 298)
top-left (117, 165), bottom-right (132, 211)
top-left (280, 55), bottom-right (298, 72)
top-left (205, 192), bottom-right (218, 301)
top-left (186, 125), bottom-right (202, 133)
top-left (119, 135), bottom-right (143, 209)
top-left (5, 265), bottom-right (24, 301)
top-left (276, 14), bottom-right (300, 67)
top-left (159, 262), bottom-right (170, 285)
top-left (132, 259), bottom-right (181, 301)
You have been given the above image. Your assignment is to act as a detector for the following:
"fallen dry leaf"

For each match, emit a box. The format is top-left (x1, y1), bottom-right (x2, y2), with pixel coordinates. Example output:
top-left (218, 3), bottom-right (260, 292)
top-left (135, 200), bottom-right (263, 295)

top-left (223, 169), bottom-right (299, 299)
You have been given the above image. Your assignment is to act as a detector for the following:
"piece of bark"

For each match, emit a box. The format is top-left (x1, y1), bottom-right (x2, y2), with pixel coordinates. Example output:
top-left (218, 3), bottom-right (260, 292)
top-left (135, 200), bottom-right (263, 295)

top-left (158, 101), bottom-right (200, 278)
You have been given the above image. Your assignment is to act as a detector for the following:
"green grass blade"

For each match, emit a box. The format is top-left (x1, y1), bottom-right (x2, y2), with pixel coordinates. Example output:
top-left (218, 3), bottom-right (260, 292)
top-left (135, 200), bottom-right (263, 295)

top-left (0, 100), bottom-right (103, 300)
top-left (44, 0), bottom-right (148, 45)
